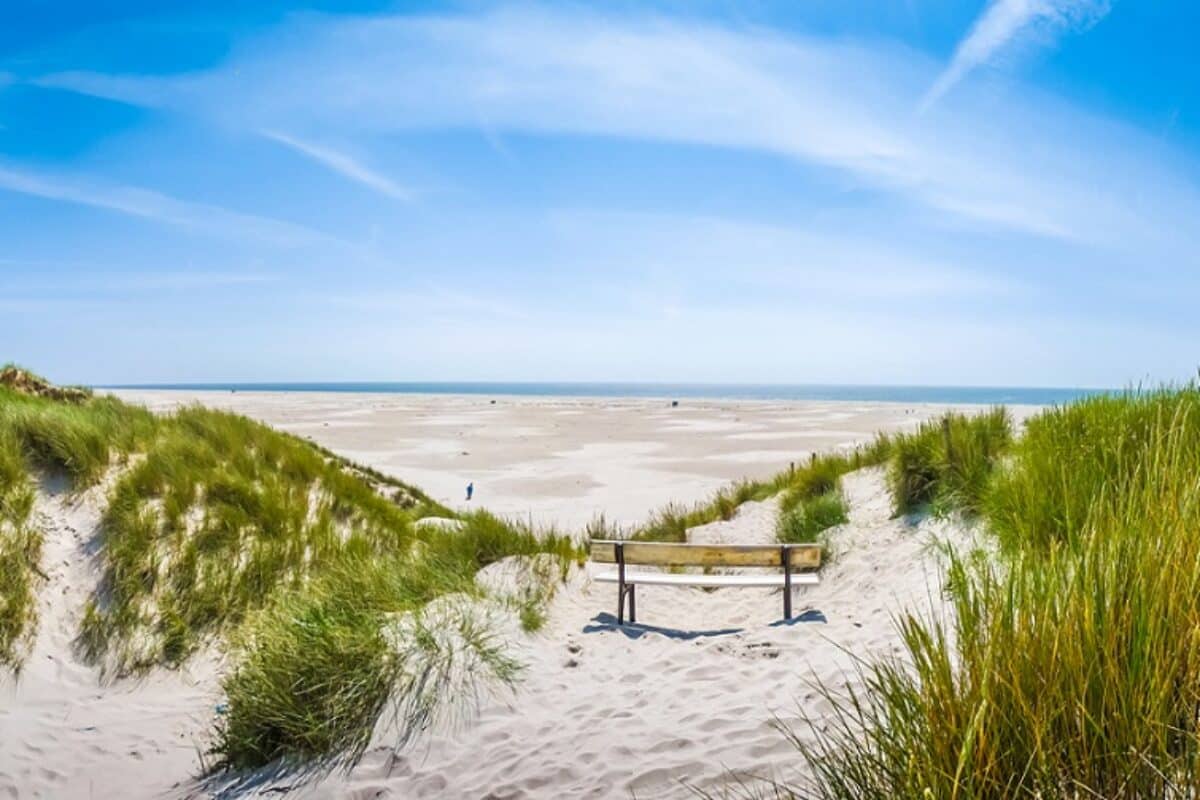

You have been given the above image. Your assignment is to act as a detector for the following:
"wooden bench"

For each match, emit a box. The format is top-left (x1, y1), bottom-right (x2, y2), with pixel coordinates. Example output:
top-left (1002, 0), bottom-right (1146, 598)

top-left (589, 540), bottom-right (822, 624)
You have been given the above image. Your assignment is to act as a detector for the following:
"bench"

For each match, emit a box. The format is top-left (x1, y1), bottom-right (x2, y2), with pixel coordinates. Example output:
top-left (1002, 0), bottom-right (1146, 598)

top-left (589, 540), bottom-right (822, 624)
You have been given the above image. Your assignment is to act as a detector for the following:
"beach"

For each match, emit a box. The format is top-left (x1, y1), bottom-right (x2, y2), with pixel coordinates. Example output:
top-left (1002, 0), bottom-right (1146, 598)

top-left (110, 390), bottom-right (1026, 530)
top-left (2, 390), bottom-right (1032, 798)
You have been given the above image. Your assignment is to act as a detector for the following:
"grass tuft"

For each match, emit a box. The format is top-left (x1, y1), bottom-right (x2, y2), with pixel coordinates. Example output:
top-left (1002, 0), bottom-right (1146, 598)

top-left (886, 407), bottom-right (1012, 516)
top-left (776, 490), bottom-right (848, 549)
top-left (215, 557), bottom-right (526, 768)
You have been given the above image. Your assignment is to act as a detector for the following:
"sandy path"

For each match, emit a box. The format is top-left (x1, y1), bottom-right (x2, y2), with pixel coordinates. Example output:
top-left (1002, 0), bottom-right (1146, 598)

top-left (110, 391), bottom-right (1016, 530)
top-left (273, 468), bottom-right (971, 799)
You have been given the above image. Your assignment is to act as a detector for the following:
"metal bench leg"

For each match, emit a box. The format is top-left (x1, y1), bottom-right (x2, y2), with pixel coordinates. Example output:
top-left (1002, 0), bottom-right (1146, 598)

top-left (782, 545), bottom-right (793, 621)
top-left (616, 542), bottom-right (627, 625)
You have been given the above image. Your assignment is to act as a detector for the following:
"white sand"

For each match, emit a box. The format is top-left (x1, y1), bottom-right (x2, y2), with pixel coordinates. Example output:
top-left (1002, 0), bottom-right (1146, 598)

top-left (246, 468), bottom-right (974, 798)
top-left (110, 390), bottom-right (1031, 529)
top-left (1, 392), bottom-right (1010, 799)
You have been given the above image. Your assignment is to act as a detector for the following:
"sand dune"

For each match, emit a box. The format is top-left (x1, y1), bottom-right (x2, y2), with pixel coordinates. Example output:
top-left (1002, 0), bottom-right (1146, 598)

top-left (2, 394), bottom-right (993, 799)
top-left (0, 475), bottom-right (221, 800)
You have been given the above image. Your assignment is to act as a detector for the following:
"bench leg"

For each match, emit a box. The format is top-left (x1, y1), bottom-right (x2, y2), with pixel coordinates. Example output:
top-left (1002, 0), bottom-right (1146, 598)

top-left (782, 546), bottom-right (793, 621)
top-left (617, 583), bottom-right (636, 625)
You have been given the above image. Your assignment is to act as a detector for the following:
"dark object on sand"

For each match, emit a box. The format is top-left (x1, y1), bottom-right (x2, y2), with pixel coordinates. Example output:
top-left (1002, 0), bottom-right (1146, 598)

top-left (671, 400), bottom-right (679, 408)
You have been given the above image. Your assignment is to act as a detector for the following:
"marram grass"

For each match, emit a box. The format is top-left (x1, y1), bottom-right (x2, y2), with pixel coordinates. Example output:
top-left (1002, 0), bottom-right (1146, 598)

top-left (215, 554), bottom-right (529, 768)
top-left (886, 407), bottom-right (1012, 517)
top-left (775, 490), bottom-right (848, 551)
top-left (782, 388), bottom-right (1200, 799)
top-left (629, 434), bottom-right (893, 544)
top-left (0, 380), bottom-right (582, 771)
top-left (0, 424), bottom-right (41, 670)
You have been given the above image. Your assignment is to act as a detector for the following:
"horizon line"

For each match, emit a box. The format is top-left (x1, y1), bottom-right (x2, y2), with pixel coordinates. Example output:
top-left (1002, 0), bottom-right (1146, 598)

top-left (101, 379), bottom-right (1117, 391)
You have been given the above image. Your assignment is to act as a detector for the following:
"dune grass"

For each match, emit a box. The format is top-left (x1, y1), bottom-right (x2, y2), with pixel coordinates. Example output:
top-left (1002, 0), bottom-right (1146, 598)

top-left (0, 388), bottom-right (157, 487)
top-left (0, 425), bottom-right (41, 671)
top-left (789, 388), bottom-right (1200, 798)
top-left (629, 435), bottom-right (893, 544)
top-left (984, 389), bottom-right (1200, 552)
top-left (0, 383), bottom-right (155, 671)
top-left (0, 381), bottom-right (583, 769)
top-left (77, 405), bottom-right (435, 671)
top-left (886, 407), bottom-right (1012, 516)
top-left (775, 490), bottom-right (848, 550)
top-left (214, 517), bottom-right (559, 769)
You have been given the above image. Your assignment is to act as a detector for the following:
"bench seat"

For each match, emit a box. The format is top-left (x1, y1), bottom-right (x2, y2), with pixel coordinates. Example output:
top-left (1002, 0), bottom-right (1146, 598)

top-left (592, 570), bottom-right (819, 588)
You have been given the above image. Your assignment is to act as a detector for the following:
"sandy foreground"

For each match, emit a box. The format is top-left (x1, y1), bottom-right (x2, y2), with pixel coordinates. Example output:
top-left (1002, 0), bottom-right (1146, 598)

top-left (1, 392), bottom-right (1025, 799)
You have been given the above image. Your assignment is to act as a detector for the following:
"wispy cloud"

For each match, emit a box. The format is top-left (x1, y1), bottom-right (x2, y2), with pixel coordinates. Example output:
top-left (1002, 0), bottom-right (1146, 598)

top-left (35, 5), bottom-right (1179, 250)
top-left (0, 267), bottom-right (279, 292)
top-left (262, 130), bottom-right (411, 200)
top-left (0, 164), bottom-right (325, 245)
top-left (922, 0), bottom-right (1113, 109)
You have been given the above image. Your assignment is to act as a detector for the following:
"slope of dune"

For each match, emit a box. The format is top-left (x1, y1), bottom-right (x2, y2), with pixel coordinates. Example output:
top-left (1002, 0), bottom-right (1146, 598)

top-left (0, 474), bottom-right (222, 799)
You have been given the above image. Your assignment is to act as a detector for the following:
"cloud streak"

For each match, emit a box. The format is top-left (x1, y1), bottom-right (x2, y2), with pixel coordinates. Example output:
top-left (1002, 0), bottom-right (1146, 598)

top-left (34, 5), bottom-right (1181, 252)
top-left (923, 0), bottom-right (1112, 109)
top-left (0, 164), bottom-right (326, 245)
top-left (0, 268), bottom-right (279, 292)
top-left (262, 131), bottom-right (411, 200)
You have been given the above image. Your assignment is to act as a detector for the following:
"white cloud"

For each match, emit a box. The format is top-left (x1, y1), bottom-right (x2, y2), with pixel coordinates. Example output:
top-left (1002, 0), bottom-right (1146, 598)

top-left (33, 5), bottom-right (1187, 255)
top-left (922, 0), bottom-right (1112, 109)
top-left (262, 130), bottom-right (411, 200)
top-left (0, 164), bottom-right (327, 246)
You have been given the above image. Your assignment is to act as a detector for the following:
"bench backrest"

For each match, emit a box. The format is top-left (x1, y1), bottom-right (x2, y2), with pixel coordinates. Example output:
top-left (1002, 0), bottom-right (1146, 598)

top-left (589, 540), bottom-right (821, 570)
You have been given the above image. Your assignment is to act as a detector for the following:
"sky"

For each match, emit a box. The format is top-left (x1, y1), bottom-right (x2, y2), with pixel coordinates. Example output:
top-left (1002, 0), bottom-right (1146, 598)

top-left (2, 0), bottom-right (1199, 388)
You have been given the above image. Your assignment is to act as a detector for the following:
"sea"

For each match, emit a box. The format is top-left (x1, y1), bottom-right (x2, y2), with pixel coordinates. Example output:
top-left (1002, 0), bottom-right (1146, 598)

top-left (104, 382), bottom-right (1111, 406)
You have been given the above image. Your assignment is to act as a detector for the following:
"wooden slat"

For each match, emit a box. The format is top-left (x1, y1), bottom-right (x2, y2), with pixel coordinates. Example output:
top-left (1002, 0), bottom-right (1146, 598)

top-left (588, 540), bottom-right (821, 569)
top-left (589, 540), bottom-right (620, 564)
top-left (592, 570), bottom-right (820, 588)
top-left (787, 546), bottom-right (822, 569)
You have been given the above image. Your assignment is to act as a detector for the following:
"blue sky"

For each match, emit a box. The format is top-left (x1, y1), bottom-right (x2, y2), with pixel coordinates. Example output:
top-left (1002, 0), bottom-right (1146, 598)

top-left (2, 0), bottom-right (1199, 387)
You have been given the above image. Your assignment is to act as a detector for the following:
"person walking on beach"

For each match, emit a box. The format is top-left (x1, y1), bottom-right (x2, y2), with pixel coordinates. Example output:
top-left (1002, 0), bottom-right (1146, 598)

top-left (466, 482), bottom-right (474, 501)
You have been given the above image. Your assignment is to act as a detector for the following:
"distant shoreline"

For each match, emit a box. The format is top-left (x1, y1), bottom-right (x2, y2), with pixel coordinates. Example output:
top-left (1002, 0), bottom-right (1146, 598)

top-left (101, 381), bottom-right (1109, 406)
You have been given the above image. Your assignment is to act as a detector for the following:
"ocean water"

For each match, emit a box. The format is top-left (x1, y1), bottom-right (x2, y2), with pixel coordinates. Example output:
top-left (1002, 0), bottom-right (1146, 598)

top-left (106, 382), bottom-right (1110, 406)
